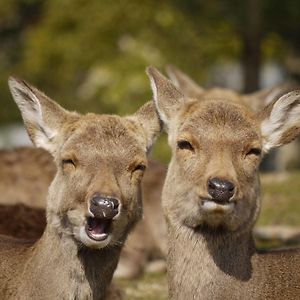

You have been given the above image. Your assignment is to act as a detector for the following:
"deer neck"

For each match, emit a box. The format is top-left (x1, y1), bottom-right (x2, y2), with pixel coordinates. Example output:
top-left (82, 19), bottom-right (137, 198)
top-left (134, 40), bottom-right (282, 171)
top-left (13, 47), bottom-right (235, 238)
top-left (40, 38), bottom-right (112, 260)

top-left (20, 225), bottom-right (121, 299)
top-left (166, 222), bottom-right (256, 299)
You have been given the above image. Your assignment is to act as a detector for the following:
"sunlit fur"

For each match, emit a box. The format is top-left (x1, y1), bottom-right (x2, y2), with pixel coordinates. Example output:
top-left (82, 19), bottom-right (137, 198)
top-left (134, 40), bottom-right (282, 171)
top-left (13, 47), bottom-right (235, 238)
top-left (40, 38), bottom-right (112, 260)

top-left (147, 67), bottom-right (300, 300)
top-left (0, 77), bottom-right (161, 299)
top-left (164, 98), bottom-right (262, 233)
top-left (45, 114), bottom-right (148, 249)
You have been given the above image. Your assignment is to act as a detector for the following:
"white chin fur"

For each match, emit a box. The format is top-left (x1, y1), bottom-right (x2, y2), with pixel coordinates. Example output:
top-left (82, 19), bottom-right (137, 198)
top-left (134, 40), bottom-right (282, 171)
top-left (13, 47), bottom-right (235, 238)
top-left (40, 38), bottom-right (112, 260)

top-left (202, 200), bottom-right (234, 213)
top-left (77, 226), bottom-right (111, 249)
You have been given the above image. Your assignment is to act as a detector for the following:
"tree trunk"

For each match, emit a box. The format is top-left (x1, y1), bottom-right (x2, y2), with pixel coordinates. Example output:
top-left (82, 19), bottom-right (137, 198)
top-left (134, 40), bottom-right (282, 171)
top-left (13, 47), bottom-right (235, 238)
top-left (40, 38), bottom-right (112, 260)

top-left (242, 0), bottom-right (262, 93)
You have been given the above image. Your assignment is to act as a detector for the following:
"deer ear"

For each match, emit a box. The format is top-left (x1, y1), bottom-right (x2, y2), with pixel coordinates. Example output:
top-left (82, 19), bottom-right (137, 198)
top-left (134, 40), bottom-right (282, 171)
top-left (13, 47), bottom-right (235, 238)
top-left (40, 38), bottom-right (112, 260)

top-left (8, 77), bottom-right (79, 154)
top-left (166, 65), bottom-right (204, 98)
top-left (146, 66), bottom-right (184, 130)
top-left (243, 82), bottom-right (298, 112)
top-left (260, 90), bottom-right (300, 153)
top-left (127, 101), bottom-right (162, 151)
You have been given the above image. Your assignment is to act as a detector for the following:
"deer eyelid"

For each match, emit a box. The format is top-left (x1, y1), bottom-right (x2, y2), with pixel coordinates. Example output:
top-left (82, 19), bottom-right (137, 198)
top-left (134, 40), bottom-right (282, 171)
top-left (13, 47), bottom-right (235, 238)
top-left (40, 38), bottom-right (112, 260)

top-left (246, 148), bottom-right (262, 157)
top-left (133, 163), bottom-right (146, 172)
top-left (62, 158), bottom-right (76, 168)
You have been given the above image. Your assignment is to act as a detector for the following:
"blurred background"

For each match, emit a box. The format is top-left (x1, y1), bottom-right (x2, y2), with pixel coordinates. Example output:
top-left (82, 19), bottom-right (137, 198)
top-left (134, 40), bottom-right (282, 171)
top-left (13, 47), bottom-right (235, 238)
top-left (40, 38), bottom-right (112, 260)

top-left (1, 0), bottom-right (300, 164)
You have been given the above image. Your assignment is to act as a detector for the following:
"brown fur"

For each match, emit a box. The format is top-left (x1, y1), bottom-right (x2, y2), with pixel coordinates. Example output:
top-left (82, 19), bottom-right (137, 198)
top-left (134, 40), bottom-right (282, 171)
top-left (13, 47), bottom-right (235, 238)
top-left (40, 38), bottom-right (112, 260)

top-left (115, 160), bottom-right (167, 278)
top-left (0, 147), bottom-right (55, 208)
top-left (2, 67), bottom-right (295, 283)
top-left (0, 77), bottom-right (161, 299)
top-left (0, 66), bottom-right (296, 279)
top-left (0, 147), bottom-right (167, 278)
top-left (0, 204), bottom-right (46, 239)
top-left (147, 67), bottom-right (300, 300)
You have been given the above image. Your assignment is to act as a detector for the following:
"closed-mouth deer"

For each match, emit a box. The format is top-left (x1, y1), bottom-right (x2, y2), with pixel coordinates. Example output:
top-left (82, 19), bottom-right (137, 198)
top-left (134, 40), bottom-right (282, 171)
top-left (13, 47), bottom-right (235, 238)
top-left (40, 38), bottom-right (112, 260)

top-left (147, 67), bottom-right (300, 300)
top-left (0, 77), bottom-right (160, 299)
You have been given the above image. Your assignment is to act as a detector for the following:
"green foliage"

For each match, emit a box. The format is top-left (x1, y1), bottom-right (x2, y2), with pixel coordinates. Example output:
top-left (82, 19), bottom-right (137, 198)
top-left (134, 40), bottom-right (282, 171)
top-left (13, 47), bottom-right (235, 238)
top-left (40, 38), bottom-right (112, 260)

top-left (0, 1), bottom-right (239, 118)
top-left (1, 1), bottom-right (300, 160)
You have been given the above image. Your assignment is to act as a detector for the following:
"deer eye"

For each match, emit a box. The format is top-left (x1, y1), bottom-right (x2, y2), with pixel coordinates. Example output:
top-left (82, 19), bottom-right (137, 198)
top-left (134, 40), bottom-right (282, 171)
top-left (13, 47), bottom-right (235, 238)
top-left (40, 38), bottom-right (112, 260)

top-left (62, 159), bottom-right (76, 169)
top-left (177, 140), bottom-right (194, 151)
top-left (246, 148), bottom-right (261, 157)
top-left (133, 163), bottom-right (146, 173)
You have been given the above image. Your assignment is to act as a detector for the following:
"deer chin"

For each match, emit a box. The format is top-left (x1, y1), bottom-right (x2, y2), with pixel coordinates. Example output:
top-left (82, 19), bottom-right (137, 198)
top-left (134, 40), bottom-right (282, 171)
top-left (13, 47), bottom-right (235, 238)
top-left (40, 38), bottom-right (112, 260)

top-left (180, 198), bottom-right (238, 230)
top-left (78, 224), bottom-right (112, 249)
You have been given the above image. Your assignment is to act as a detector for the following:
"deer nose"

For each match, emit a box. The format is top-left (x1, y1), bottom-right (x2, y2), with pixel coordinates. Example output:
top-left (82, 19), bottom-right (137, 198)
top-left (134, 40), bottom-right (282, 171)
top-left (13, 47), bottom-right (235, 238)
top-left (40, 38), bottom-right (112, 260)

top-left (90, 195), bottom-right (120, 219)
top-left (207, 177), bottom-right (235, 203)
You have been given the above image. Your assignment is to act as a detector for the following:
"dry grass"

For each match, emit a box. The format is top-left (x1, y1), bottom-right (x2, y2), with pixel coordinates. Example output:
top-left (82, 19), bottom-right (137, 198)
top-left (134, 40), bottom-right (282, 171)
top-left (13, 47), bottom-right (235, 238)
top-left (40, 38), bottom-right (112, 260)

top-left (259, 172), bottom-right (300, 226)
top-left (117, 272), bottom-right (168, 300)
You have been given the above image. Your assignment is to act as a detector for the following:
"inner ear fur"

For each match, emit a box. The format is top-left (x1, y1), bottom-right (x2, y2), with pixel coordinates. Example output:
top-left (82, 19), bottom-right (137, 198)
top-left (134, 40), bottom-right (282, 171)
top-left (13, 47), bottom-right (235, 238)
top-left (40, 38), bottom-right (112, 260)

top-left (8, 77), bottom-right (79, 153)
top-left (260, 90), bottom-right (300, 153)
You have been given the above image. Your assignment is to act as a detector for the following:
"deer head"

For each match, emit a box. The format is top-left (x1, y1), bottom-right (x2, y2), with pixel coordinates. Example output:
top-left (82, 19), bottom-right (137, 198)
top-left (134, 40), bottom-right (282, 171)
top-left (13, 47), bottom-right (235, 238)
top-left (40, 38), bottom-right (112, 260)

top-left (147, 67), bottom-right (300, 234)
top-left (9, 77), bottom-right (161, 249)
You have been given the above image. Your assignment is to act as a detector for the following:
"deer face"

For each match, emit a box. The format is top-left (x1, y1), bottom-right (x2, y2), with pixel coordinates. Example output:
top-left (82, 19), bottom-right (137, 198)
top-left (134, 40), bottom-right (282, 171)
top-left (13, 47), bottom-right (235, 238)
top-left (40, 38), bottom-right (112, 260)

top-left (9, 78), bottom-right (161, 249)
top-left (162, 99), bottom-right (262, 232)
top-left (147, 67), bottom-right (300, 234)
top-left (48, 115), bottom-right (150, 249)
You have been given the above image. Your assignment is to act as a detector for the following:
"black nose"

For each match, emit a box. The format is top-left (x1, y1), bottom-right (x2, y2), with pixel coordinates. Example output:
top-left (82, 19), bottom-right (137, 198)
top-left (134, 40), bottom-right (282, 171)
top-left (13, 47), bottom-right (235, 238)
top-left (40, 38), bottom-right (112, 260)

top-left (207, 177), bottom-right (235, 203)
top-left (90, 196), bottom-right (119, 219)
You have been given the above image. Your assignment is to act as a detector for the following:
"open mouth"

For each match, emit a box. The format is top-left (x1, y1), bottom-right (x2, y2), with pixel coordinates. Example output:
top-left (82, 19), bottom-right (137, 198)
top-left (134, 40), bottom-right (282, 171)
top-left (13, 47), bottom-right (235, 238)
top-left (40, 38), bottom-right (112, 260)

top-left (85, 217), bottom-right (112, 241)
top-left (201, 199), bottom-right (235, 213)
